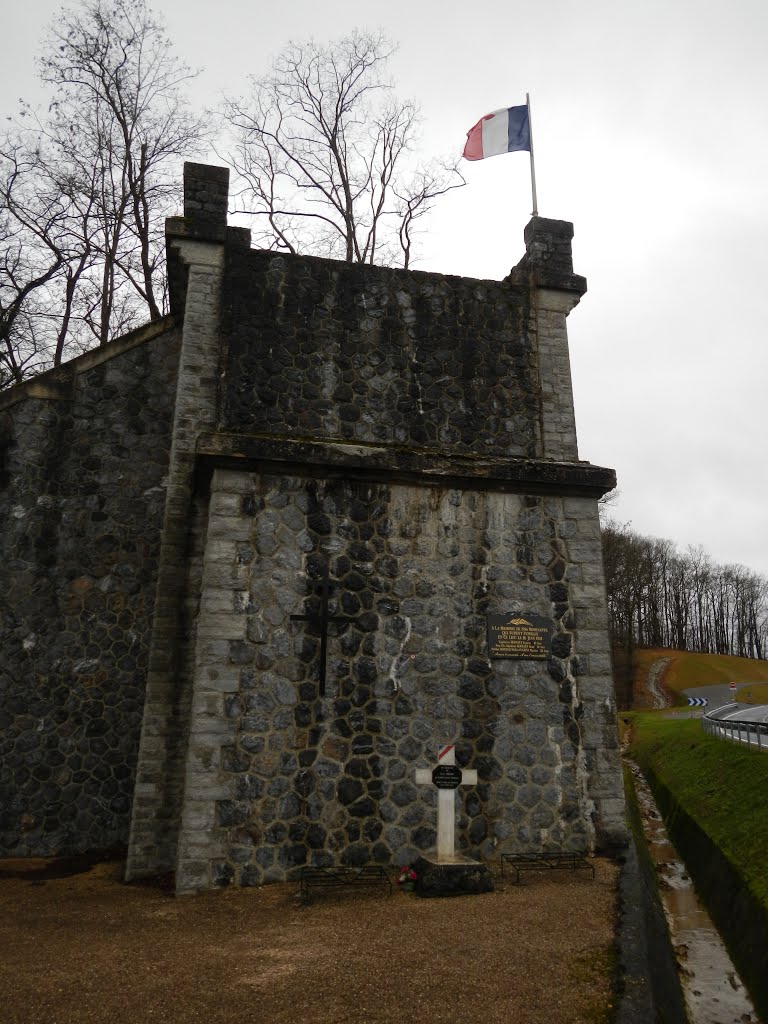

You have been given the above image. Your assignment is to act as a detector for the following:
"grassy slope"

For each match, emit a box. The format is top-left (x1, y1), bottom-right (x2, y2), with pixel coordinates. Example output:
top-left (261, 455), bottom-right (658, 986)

top-left (627, 713), bottom-right (768, 909)
top-left (631, 648), bottom-right (768, 706)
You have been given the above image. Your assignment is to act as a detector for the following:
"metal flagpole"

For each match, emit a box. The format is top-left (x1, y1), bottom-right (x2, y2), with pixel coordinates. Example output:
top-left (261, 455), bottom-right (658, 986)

top-left (526, 92), bottom-right (538, 216)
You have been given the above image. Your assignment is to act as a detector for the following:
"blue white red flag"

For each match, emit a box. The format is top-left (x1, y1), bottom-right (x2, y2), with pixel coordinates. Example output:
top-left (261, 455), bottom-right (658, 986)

top-left (463, 105), bottom-right (530, 161)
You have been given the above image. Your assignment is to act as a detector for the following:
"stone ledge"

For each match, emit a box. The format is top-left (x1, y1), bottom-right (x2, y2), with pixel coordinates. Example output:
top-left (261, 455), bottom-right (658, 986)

top-left (0, 316), bottom-right (177, 410)
top-left (196, 432), bottom-right (616, 498)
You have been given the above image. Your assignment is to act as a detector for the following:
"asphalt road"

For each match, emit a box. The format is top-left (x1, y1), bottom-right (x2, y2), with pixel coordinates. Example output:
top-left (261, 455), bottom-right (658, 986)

top-left (683, 682), bottom-right (746, 708)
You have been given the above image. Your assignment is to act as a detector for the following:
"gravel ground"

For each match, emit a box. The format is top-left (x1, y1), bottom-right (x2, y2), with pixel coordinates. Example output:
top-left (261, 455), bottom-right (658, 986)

top-left (0, 857), bottom-right (618, 1024)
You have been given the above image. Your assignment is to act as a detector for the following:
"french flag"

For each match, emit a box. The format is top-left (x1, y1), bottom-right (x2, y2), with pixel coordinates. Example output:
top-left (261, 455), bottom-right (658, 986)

top-left (463, 105), bottom-right (530, 161)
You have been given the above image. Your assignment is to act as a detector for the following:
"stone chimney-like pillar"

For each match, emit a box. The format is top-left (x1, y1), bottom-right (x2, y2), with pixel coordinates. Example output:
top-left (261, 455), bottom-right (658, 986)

top-left (125, 164), bottom-right (249, 883)
top-left (509, 217), bottom-right (586, 463)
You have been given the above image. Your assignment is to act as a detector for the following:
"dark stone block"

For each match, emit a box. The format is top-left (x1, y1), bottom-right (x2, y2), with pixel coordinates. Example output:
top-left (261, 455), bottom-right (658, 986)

top-left (350, 685), bottom-right (370, 708)
top-left (547, 658), bottom-right (567, 683)
top-left (366, 779), bottom-right (385, 800)
top-left (337, 778), bottom-right (364, 805)
top-left (351, 734), bottom-right (373, 755)
top-left (414, 856), bottom-right (494, 898)
top-left (288, 821), bottom-right (308, 841)
top-left (357, 612), bottom-right (379, 632)
top-left (466, 657), bottom-right (492, 677)
top-left (341, 592), bottom-right (361, 615)
top-left (307, 824), bottom-right (327, 849)
top-left (229, 641), bottom-right (254, 665)
top-left (348, 797), bottom-right (376, 817)
top-left (240, 736), bottom-right (266, 755)
top-left (241, 495), bottom-right (262, 516)
top-left (475, 756), bottom-right (503, 781)
top-left (294, 771), bottom-right (314, 797)
top-left (465, 792), bottom-right (482, 816)
top-left (213, 861), bottom-right (234, 887)
top-left (279, 793), bottom-right (302, 818)
top-left (468, 818), bottom-right (487, 844)
top-left (413, 826), bottom-right (437, 850)
top-left (363, 819), bottom-right (383, 842)
top-left (354, 659), bottom-right (377, 684)
top-left (459, 676), bottom-right (484, 701)
top-left (265, 822), bottom-right (287, 844)
top-left (307, 512), bottom-right (331, 535)
top-left (550, 633), bottom-right (572, 658)
top-left (277, 844), bottom-right (307, 868)
top-left (549, 557), bottom-right (566, 581)
top-left (391, 781), bottom-right (417, 807)
top-left (394, 695), bottom-right (413, 716)
top-left (372, 842), bottom-right (390, 863)
top-left (294, 704), bottom-right (312, 728)
top-left (332, 718), bottom-right (353, 738)
top-left (222, 748), bottom-right (250, 773)
top-left (216, 801), bottom-right (250, 827)
top-left (516, 545), bottom-right (534, 566)
top-left (340, 844), bottom-right (369, 867)
top-left (347, 758), bottom-right (371, 780)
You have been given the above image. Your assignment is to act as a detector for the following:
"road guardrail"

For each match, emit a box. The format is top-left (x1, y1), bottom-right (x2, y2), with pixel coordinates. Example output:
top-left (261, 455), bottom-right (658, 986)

top-left (702, 703), bottom-right (768, 752)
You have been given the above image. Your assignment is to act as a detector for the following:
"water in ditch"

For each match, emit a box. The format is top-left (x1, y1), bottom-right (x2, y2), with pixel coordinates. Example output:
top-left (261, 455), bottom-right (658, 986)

top-left (628, 760), bottom-right (761, 1024)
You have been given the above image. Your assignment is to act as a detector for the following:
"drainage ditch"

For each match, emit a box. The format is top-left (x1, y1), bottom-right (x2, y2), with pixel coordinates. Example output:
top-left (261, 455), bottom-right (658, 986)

top-left (627, 760), bottom-right (760, 1024)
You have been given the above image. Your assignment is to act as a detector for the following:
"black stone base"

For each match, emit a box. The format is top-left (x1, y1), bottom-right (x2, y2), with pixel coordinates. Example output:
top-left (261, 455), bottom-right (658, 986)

top-left (414, 856), bottom-right (495, 898)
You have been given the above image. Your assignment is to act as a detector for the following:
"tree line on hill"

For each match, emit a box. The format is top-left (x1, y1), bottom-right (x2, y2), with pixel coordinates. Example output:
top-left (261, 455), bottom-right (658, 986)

top-left (1, 0), bottom-right (461, 390)
top-left (601, 518), bottom-right (768, 660)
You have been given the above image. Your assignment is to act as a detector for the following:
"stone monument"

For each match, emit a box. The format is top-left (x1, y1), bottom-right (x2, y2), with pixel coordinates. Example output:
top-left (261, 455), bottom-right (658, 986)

top-left (413, 745), bottom-right (495, 897)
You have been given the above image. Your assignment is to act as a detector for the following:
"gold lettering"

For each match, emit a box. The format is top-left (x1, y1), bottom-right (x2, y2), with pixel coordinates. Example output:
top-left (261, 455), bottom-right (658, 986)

top-left (488, 616), bottom-right (551, 660)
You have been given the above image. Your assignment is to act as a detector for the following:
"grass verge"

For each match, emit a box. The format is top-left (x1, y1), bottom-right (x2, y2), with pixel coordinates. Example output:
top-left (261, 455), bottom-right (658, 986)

top-left (627, 713), bottom-right (768, 906)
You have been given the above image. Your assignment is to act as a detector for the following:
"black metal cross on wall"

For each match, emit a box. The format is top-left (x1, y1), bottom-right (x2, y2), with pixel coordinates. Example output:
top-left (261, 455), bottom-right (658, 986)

top-left (290, 567), bottom-right (356, 696)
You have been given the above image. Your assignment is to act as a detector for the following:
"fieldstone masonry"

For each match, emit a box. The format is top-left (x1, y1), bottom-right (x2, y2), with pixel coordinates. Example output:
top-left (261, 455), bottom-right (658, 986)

top-left (0, 162), bottom-right (626, 889)
top-left (0, 321), bottom-right (181, 855)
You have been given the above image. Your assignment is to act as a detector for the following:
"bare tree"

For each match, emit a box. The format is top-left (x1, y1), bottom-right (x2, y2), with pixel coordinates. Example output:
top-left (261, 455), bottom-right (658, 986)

top-left (38, 0), bottom-right (207, 339)
top-left (0, 0), bottom-right (207, 388)
top-left (222, 32), bottom-right (464, 268)
top-left (0, 135), bottom-right (74, 386)
top-left (597, 487), bottom-right (620, 524)
top-left (601, 521), bottom-right (768, 661)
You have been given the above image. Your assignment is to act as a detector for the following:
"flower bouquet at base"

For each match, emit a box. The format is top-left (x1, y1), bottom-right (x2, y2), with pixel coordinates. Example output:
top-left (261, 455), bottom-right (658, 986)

top-left (397, 865), bottom-right (417, 892)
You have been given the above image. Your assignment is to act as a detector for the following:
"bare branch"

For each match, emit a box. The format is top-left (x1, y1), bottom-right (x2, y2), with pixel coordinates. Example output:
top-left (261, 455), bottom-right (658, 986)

top-left (221, 31), bottom-right (465, 267)
top-left (1, 0), bottom-right (209, 387)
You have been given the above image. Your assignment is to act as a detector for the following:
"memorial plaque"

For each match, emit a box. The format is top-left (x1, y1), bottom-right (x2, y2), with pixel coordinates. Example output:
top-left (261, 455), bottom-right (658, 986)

top-left (431, 764), bottom-right (463, 789)
top-left (487, 613), bottom-right (553, 660)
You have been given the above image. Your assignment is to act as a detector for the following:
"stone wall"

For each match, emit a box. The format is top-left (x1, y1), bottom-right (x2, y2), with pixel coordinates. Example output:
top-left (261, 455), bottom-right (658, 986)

top-left (172, 467), bottom-right (623, 890)
top-left (0, 322), bottom-right (180, 856)
top-left (221, 249), bottom-right (539, 458)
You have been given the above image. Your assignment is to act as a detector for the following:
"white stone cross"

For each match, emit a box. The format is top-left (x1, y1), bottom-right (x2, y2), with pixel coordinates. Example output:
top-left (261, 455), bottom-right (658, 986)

top-left (415, 744), bottom-right (478, 862)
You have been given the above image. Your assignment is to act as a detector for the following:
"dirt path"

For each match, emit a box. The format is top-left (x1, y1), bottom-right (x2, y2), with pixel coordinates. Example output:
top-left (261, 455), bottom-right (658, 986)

top-left (0, 858), bottom-right (618, 1024)
top-left (646, 658), bottom-right (672, 709)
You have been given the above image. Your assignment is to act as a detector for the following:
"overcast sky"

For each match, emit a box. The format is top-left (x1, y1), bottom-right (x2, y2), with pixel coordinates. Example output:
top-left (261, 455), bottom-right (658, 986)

top-left (4, 0), bottom-right (768, 576)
